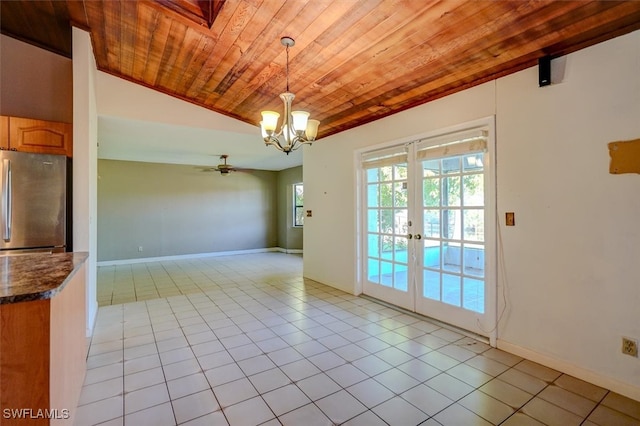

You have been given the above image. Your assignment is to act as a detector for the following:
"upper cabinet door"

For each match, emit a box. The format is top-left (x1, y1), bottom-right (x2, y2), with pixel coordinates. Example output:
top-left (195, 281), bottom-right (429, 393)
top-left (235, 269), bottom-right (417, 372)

top-left (0, 116), bottom-right (9, 150)
top-left (8, 117), bottom-right (73, 157)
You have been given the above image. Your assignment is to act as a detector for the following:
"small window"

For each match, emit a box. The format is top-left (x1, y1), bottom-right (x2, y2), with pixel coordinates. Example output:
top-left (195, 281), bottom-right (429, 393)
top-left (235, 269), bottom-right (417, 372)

top-left (293, 183), bottom-right (304, 226)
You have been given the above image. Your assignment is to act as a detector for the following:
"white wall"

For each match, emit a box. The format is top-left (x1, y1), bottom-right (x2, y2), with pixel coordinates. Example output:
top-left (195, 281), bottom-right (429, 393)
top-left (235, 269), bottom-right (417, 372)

top-left (304, 30), bottom-right (640, 399)
top-left (495, 31), bottom-right (640, 399)
top-left (72, 28), bottom-right (99, 336)
top-left (96, 71), bottom-right (257, 134)
top-left (0, 34), bottom-right (73, 122)
top-left (94, 71), bottom-right (303, 172)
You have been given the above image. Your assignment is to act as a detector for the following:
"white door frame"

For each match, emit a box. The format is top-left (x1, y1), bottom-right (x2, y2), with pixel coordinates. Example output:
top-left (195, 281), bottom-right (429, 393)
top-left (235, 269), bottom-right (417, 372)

top-left (356, 116), bottom-right (497, 345)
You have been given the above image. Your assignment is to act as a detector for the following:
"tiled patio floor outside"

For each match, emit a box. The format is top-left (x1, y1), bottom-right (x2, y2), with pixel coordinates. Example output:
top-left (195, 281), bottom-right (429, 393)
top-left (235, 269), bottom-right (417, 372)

top-left (76, 252), bottom-right (640, 425)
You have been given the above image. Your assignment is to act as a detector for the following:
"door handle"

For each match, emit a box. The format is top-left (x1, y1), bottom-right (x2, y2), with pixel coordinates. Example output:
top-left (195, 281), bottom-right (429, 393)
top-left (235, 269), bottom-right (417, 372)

top-left (1, 158), bottom-right (11, 241)
top-left (407, 234), bottom-right (412, 239)
top-left (414, 234), bottom-right (422, 240)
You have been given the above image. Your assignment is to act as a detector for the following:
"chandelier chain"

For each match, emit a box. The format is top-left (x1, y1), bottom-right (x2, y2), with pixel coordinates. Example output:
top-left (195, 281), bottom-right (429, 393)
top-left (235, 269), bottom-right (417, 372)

top-left (285, 43), bottom-right (290, 92)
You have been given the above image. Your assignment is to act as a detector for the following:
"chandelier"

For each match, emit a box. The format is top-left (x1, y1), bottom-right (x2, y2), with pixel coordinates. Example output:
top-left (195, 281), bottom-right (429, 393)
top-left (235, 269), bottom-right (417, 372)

top-left (260, 37), bottom-right (320, 154)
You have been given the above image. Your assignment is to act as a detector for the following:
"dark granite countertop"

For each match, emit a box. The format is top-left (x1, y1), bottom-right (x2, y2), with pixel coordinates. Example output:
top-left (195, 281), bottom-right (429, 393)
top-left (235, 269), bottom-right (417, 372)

top-left (0, 252), bottom-right (89, 304)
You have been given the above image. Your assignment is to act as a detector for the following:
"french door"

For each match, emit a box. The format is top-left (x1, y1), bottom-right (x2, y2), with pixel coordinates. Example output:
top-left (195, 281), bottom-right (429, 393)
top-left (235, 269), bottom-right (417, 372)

top-left (363, 147), bottom-right (412, 310)
top-left (361, 123), bottom-right (495, 337)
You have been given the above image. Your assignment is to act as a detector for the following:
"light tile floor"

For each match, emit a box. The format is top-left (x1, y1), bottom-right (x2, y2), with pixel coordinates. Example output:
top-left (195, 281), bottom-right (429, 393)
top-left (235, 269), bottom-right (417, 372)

top-left (77, 252), bottom-right (640, 425)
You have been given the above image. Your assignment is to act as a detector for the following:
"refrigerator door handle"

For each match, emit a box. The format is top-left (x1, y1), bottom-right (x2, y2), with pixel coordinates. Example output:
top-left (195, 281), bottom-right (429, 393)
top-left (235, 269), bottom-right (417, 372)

top-left (1, 158), bottom-right (11, 241)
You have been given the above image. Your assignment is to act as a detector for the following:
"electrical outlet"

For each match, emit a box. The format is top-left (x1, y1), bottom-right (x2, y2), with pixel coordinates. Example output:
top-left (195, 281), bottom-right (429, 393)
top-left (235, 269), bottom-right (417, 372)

top-left (622, 337), bottom-right (638, 357)
top-left (138, 246), bottom-right (143, 252)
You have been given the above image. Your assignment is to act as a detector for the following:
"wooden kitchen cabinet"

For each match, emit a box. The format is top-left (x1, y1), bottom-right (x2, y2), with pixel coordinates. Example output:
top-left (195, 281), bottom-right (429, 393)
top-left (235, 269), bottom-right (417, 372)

top-left (0, 256), bottom-right (87, 426)
top-left (0, 116), bottom-right (72, 157)
top-left (0, 116), bottom-right (8, 150)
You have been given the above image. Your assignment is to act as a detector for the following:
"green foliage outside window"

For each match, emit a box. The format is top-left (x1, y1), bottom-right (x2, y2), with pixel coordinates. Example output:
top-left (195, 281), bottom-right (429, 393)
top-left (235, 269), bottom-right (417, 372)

top-left (294, 183), bottom-right (304, 226)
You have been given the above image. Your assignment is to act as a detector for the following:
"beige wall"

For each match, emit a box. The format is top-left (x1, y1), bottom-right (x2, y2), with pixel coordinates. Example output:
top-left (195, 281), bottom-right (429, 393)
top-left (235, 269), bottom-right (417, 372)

top-left (277, 166), bottom-right (303, 251)
top-left (0, 35), bottom-right (73, 122)
top-left (97, 160), bottom-right (278, 261)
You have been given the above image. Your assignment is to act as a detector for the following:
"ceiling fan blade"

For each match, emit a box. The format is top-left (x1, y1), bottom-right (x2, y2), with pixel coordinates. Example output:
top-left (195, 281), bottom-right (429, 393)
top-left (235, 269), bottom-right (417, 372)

top-left (195, 155), bottom-right (251, 175)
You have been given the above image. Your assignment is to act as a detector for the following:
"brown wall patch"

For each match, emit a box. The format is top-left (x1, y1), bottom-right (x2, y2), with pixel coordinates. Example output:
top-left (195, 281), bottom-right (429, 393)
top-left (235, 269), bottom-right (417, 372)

top-left (608, 138), bottom-right (640, 174)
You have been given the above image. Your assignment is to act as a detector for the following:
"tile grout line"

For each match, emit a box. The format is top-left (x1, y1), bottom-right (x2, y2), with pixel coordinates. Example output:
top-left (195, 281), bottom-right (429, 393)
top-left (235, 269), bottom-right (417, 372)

top-left (147, 298), bottom-right (178, 425)
top-left (83, 254), bottom-right (638, 426)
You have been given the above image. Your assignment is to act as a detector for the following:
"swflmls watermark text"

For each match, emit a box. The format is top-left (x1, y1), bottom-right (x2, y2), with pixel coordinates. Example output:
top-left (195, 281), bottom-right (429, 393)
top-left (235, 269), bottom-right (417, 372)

top-left (3, 408), bottom-right (70, 419)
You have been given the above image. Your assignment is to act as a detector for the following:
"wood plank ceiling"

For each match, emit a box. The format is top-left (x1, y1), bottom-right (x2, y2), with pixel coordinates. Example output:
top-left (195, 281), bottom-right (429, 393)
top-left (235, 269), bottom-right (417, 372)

top-left (2, 0), bottom-right (640, 138)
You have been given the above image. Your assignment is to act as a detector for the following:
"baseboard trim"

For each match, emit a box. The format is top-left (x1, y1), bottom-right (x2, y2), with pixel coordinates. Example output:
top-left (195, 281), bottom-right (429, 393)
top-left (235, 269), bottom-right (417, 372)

top-left (497, 340), bottom-right (640, 402)
top-left (97, 247), bottom-right (302, 266)
top-left (276, 248), bottom-right (303, 254)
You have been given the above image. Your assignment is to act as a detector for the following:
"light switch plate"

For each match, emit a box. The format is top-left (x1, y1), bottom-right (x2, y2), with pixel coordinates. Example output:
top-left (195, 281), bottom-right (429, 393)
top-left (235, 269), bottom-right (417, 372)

top-left (506, 212), bottom-right (515, 226)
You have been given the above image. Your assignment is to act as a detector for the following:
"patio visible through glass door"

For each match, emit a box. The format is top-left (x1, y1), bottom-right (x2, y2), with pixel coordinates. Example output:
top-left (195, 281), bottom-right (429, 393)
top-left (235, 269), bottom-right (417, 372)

top-left (361, 123), bottom-right (494, 338)
top-left (415, 147), bottom-right (489, 332)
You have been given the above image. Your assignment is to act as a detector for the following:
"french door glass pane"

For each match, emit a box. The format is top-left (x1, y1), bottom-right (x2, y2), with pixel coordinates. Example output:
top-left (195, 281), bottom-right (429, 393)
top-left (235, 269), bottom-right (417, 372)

top-left (380, 261), bottom-right (393, 286)
top-left (394, 183), bottom-right (408, 207)
top-left (367, 184), bottom-right (379, 207)
top-left (443, 209), bottom-right (461, 240)
top-left (443, 158), bottom-right (460, 174)
top-left (463, 174), bottom-right (484, 206)
top-left (380, 184), bottom-right (393, 206)
top-left (423, 159), bottom-right (439, 174)
top-left (424, 178), bottom-right (440, 206)
top-left (368, 259), bottom-right (380, 283)
top-left (463, 153), bottom-right (484, 171)
top-left (366, 162), bottom-right (409, 293)
top-left (463, 277), bottom-right (485, 313)
top-left (368, 234), bottom-right (380, 257)
top-left (442, 273), bottom-right (461, 306)
top-left (423, 269), bottom-right (440, 299)
top-left (424, 242), bottom-right (440, 269)
top-left (367, 210), bottom-right (379, 232)
top-left (380, 210), bottom-right (393, 233)
top-left (420, 154), bottom-right (485, 314)
top-left (463, 209), bottom-right (484, 242)
top-left (444, 177), bottom-right (460, 206)
top-left (464, 243), bottom-right (484, 277)
top-left (395, 164), bottom-right (407, 180)
top-left (395, 263), bottom-right (408, 291)
top-left (394, 237), bottom-right (408, 259)
top-left (394, 209), bottom-right (408, 234)
top-left (380, 166), bottom-right (393, 181)
top-left (443, 242), bottom-right (461, 273)
top-left (381, 235), bottom-right (393, 260)
top-left (424, 209), bottom-right (440, 238)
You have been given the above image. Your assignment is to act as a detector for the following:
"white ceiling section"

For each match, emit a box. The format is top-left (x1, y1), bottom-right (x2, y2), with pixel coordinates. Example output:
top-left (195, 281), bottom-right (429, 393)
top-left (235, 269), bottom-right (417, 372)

top-left (95, 72), bottom-right (303, 171)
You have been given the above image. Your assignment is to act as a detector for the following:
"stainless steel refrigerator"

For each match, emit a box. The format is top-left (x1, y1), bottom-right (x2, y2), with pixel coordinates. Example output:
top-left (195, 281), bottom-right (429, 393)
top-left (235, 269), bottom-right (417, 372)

top-left (0, 150), bottom-right (67, 255)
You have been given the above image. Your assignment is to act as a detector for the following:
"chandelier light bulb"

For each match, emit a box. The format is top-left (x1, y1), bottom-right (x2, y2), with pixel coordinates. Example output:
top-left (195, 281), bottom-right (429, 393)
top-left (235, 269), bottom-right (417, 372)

top-left (291, 111), bottom-right (309, 135)
top-left (306, 119), bottom-right (320, 141)
top-left (261, 111), bottom-right (280, 134)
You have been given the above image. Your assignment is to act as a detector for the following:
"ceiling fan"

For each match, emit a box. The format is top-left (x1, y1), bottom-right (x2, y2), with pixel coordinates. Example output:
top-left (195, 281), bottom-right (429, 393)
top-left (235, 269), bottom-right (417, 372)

top-left (198, 155), bottom-right (243, 176)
